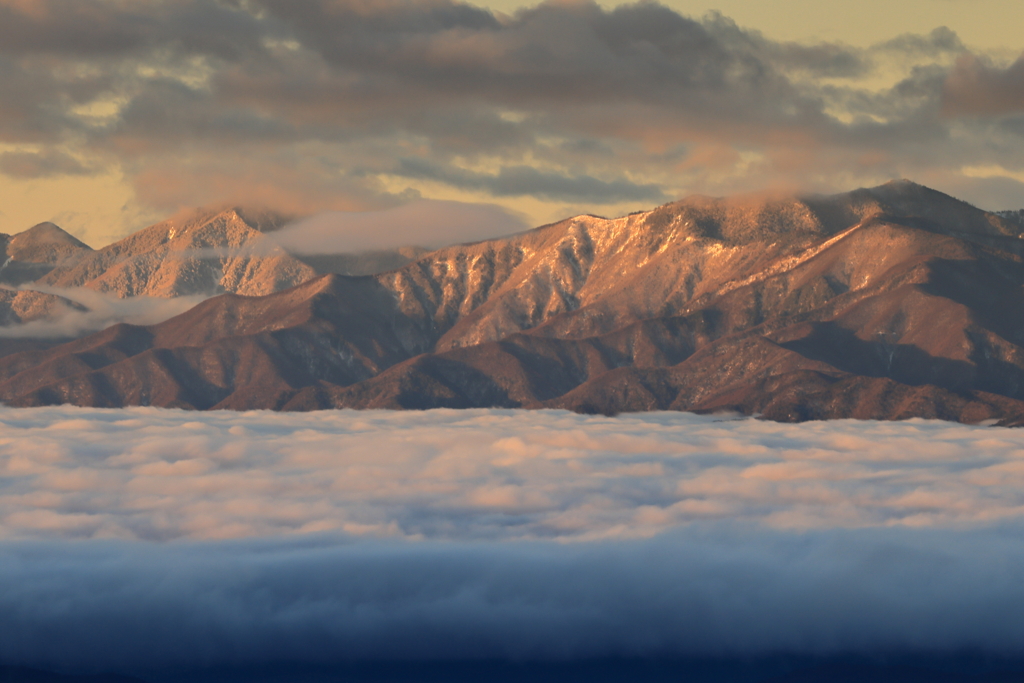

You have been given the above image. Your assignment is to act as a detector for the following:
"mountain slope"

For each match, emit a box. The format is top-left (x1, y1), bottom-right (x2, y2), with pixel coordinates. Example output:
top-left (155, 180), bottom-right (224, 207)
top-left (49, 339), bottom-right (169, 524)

top-left (33, 207), bottom-right (432, 299)
top-left (0, 221), bottom-right (92, 285)
top-left (0, 222), bottom-right (93, 328)
top-left (39, 207), bottom-right (318, 298)
top-left (3, 180), bottom-right (1024, 423)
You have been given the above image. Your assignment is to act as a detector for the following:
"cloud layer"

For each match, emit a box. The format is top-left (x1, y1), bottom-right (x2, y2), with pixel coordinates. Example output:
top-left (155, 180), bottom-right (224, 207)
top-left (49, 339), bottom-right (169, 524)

top-left (2, 408), bottom-right (1024, 673)
top-left (1, 0), bottom-right (1023, 243)
top-left (2, 408), bottom-right (1024, 541)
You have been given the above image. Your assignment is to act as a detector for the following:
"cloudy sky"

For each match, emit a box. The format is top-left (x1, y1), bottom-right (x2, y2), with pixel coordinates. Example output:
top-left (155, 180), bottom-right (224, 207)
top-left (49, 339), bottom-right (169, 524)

top-left (1, 0), bottom-right (1023, 247)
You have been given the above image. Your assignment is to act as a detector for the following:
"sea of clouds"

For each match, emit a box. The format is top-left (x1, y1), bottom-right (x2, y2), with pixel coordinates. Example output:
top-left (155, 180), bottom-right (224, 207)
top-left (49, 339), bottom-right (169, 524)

top-left (3, 407), bottom-right (1024, 674)
top-left (3, 408), bottom-right (1022, 541)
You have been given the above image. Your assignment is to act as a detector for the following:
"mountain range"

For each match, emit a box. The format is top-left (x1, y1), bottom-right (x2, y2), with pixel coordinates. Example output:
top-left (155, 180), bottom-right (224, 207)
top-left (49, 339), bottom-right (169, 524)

top-left (3, 179), bottom-right (1024, 424)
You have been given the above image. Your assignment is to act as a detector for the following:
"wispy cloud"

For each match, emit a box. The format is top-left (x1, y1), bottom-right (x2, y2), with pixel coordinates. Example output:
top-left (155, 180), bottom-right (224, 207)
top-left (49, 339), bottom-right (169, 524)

top-left (269, 199), bottom-right (529, 253)
top-left (0, 286), bottom-right (209, 337)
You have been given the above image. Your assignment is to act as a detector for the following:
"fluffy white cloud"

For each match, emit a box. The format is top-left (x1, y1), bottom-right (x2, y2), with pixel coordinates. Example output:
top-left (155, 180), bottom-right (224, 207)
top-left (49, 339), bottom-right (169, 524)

top-left (1, 408), bottom-right (1023, 541)
top-left (2, 407), bottom-right (1024, 674)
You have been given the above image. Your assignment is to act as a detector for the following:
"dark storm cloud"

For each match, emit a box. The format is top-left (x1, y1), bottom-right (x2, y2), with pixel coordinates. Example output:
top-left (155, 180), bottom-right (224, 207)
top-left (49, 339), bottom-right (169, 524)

top-left (113, 78), bottom-right (295, 145)
top-left (700, 11), bottom-right (869, 79)
top-left (0, 0), bottom-right (154, 56)
top-left (3, 527), bottom-right (1024, 672)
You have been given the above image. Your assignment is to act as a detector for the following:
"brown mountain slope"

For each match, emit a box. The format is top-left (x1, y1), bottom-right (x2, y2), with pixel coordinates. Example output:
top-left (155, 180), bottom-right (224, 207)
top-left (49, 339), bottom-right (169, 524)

top-left (0, 222), bottom-right (92, 329)
top-left (0, 274), bottom-right (434, 409)
top-left (3, 180), bottom-right (1024, 423)
top-left (1, 221), bottom-right (92, 283)
top-left (312, 207), bottom-right (1024, 421)
top-left (39, 207), bottom-right (320, 297)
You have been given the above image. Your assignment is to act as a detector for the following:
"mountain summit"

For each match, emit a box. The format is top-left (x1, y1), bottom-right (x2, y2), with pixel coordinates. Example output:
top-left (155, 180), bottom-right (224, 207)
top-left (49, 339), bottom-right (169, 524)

top-left (2, 180), bottom-right (1024, 424)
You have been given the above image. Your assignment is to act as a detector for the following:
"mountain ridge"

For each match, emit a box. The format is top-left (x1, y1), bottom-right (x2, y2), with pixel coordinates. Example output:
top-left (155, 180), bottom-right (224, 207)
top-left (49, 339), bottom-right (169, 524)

top-left (0, 206), bottom-right (434, 336)
top-left (2, 180), bottom-right (1024, 423)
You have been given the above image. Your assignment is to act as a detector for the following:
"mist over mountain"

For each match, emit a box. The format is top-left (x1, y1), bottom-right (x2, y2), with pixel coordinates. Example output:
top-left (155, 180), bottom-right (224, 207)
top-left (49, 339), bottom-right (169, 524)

top-left (0, 207), bottom-right (441, 339)
top-left (2, 180), bottom-right (1024, 423)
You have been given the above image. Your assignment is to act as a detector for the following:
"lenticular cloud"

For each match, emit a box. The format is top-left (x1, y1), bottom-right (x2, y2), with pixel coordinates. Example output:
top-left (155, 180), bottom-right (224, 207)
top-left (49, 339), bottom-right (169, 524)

top-left (0, 407), bottom-right (1022, 541)
top-left (4, 407), bottom-right (1024, 674)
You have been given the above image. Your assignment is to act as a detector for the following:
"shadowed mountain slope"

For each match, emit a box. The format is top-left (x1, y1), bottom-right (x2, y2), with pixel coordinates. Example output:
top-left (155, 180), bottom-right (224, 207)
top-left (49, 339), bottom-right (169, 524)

top-left (3, 180), bottom-right (1024, 423)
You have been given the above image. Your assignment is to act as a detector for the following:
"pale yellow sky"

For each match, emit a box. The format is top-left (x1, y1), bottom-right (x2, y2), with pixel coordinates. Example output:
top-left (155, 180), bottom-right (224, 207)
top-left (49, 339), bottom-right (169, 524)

top-left (482, 0), bottom-right (1024, 51)
top-left (0, 163), bottom-right (157, 248)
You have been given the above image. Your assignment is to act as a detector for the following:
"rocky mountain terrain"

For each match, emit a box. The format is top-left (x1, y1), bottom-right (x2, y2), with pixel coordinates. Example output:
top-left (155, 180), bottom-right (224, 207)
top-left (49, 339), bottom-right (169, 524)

top-left (2, 180), bottom-right (1024, 423)
top-left (0, 207), bottom-right (427, 334)
top-left (37, 206), bottom-right (312, 298)
top-left (37, 206), bottom-right (427, 298)
top-left (0, 222), bottom-right (91, 335)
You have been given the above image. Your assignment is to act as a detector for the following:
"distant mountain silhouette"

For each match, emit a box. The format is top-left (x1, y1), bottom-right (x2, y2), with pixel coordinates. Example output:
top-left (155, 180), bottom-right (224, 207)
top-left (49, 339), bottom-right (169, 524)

top-left (3, 180), bottom-right (1024, 423)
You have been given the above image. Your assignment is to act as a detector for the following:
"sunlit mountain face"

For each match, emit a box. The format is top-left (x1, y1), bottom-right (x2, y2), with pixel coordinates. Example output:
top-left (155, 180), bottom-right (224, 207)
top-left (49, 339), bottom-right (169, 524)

top-left (1, 181), bottom-right (1024, 425)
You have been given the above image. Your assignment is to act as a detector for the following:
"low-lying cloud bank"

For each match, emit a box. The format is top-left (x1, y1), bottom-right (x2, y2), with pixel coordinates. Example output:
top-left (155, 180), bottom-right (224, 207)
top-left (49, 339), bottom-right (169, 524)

top-left (3, 408), bottom-right (1024, 674)
top-left (1, 408), bottom-right (1023, 541)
